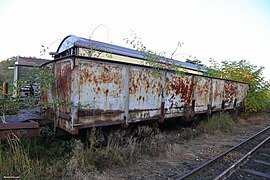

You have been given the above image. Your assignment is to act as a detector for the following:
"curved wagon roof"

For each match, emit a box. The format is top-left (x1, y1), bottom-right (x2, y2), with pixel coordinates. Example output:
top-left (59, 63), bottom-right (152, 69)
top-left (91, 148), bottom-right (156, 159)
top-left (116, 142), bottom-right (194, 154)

top-left (56, 35), bottom-right (206, 72)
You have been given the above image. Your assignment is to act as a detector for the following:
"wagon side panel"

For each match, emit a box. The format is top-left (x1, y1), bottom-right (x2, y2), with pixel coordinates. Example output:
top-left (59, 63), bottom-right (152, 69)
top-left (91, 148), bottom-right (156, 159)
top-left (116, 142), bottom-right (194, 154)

top-left (78, 60), bottom-right (126, 126)
top-left (236, 83), bottom-right (249, 106)
top-left (165, 73), bottom-right (194, 118)
top-left (193, 77), bottom-right (211, 113)
top-left (211, 79), bottom-right (225, 112)
top-left (56, 60), bottom-right (72, 114)
top-left (224, 81), bottom-right (237, 110)
top-left (129, 67), bottom-right (163, 122)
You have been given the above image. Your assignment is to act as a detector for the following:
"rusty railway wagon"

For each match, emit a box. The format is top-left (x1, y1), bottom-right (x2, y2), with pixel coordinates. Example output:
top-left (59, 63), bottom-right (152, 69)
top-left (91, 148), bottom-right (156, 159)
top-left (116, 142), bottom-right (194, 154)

top-left (42, 35), bottom-right (249, 134)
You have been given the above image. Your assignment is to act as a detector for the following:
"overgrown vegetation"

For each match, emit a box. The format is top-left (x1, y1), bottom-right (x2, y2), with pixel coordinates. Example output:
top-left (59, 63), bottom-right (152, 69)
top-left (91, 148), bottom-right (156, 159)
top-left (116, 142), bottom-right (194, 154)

top-left (0, 66), bottom-right (55, 122)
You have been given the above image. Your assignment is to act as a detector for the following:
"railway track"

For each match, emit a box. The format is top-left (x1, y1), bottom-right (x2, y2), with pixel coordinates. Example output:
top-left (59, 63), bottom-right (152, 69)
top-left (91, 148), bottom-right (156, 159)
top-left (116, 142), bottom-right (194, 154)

top-left (229, 138), bottom-right (270, 179)
top-left (180, 125), bottom-right (270, 179)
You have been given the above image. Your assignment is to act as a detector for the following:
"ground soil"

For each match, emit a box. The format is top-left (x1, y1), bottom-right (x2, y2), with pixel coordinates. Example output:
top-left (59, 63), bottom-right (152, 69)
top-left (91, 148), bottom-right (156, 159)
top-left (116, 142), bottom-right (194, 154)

top-left (73, 112), bottom-right (270, 180)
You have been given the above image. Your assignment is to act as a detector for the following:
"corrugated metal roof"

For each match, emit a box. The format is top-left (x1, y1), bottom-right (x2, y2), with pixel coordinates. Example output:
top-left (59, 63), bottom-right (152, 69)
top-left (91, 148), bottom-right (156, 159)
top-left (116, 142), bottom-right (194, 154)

top-left (56, 35), bottom-right (206, 72)
top-left (17, 56), bottom-right (50, 66)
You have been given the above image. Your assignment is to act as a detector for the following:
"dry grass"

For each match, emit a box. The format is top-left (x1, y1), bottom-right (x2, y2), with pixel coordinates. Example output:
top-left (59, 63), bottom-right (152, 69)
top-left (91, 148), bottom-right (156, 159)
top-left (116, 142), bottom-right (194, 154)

top-left (180, 128), bottom-right (200, 140)
top-left (198, 112), bottom-right (235, 134)
top-left (0, 132), bottom-right (71, 179)
top-left (0, 112), bottom-right (246, 179)
top-left (0, 134), bottom-right (31, 178)
top-left (65, 125), bottom-right (169, 179)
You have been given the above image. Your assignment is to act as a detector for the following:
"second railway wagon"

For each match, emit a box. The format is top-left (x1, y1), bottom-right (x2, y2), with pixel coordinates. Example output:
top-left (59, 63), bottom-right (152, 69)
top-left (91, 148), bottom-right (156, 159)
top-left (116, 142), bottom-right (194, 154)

top-left (42, 35), bottom-right (249, 134)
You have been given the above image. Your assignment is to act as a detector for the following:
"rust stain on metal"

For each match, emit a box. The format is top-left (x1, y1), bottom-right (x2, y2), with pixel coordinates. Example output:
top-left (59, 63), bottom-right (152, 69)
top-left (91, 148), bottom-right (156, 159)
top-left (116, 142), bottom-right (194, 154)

top-left (224, 81), bottom-right (237, 108)
top-left (166, 75), bottom-right (194, 106)
top-left (213, 81), bottom-right (223, 100)
top-left (57, 63), bottom-right (71, 99)
top-left (78, 109), bottom-right (123, 117)
top-left (0, 121), bottom-right (40, 139)
top-left (77, 119), bottom-right (125, 129)
top-left (160, 102), bottom-right (165, 122)
top-left (56, 61), bottom-right (71, 113)
top-left (194, 77), bottom-right (211, 112)
top-left (211, 79), bottom-right (225, 111)
top-left (128, 67), bottom-right (162, 121)
top-left (0, 121), bottom-right (39, 130)
top-left (79, 61), bottom-right (125, 113)
top-left (0, 129), bottom-right (40, 139)
top-left (236, 83), bottom-right (249, 106)
top-left (79, 113), bottom-right (124, 125)
top-left (105, 89), bottom-right (109, 96)
top-left (58, 117), bottom-right (78, 134)
top-left (129, 110), bottom-right (160, 121)
top-left (80, 63), bottom-right (123, 85)
top-left (195, 78), bottom-right (210, 97)
top-left (58, 112), bottom-right (71, 120)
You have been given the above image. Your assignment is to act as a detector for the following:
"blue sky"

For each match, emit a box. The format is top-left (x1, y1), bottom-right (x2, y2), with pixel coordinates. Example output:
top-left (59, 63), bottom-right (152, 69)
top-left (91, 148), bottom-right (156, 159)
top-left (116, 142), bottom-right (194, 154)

top-left (0, 0), bottom-right (270, 80)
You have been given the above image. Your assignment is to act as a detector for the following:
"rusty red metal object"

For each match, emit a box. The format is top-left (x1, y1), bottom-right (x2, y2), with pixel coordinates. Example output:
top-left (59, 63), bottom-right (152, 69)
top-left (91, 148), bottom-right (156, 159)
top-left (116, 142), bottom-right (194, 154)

top-left (0, 121), bottom-right (40, 139)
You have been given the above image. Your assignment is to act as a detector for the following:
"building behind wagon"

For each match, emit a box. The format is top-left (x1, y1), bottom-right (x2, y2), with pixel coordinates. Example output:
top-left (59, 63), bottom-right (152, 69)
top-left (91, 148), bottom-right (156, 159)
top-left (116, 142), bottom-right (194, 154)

top-left (13, 56), bottom-right (51, 97)
top-left (42, 35), bottom-right (249, 134)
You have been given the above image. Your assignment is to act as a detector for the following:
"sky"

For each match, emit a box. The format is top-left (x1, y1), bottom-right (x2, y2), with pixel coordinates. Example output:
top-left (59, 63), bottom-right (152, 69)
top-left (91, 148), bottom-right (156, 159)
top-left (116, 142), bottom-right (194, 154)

top-left (0, 0), bottom-right (270, 80)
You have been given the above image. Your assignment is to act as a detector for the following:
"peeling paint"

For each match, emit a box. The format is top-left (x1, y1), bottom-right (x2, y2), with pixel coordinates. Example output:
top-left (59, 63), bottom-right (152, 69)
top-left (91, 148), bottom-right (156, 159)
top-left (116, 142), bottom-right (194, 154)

top-left (194, 77), bottom-right (211, 113)
top-left (212, 79), bottom-right (225, 111)
top-left (224, 81), bottom-right (237, 109)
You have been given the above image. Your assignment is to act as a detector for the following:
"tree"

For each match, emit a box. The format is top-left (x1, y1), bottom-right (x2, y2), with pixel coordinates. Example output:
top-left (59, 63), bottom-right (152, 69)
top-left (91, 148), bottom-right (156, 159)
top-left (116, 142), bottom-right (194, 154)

top-left (0, 56), bottom-right (16, 86)
top-left (206, 59), bottom-right (270, 112)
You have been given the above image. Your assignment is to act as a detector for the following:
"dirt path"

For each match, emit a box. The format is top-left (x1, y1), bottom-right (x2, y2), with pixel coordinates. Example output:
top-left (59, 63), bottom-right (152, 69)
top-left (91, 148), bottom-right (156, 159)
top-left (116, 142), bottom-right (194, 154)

top-left (75, 112), bottom-right (270, 180)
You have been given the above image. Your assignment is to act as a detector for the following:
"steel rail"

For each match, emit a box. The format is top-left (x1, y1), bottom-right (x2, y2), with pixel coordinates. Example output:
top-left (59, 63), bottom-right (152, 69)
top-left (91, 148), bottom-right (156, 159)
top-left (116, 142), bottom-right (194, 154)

top-left (214, 135), bottom-right (270, 179)
top-left (179, 125), bottom-right (270, 179)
